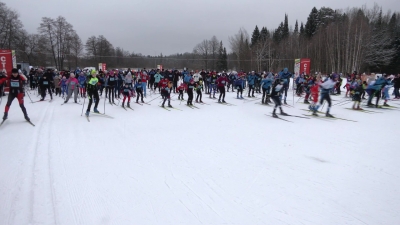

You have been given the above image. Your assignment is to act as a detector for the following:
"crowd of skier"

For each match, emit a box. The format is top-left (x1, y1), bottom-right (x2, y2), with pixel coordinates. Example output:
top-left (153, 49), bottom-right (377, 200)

top-left (0, 66), bottom-right (399, 124)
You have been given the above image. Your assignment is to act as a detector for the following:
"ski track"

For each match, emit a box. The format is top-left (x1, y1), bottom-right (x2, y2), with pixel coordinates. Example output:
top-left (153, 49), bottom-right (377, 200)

top-left (28, 99), bottom-right (58, 225)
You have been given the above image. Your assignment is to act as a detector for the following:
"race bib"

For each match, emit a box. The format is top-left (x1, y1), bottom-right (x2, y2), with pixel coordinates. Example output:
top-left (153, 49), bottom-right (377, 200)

top-left (109, 78), bottom-right (115, 81)
top-left (90, 80), bottom-right (97, 85)
top-left (137, 86), bottom-right (142, 89)
top-left (222, 81), bottom-right (226, 84)
top-left (11, 81), bottom-right (20, 87)
top-left (43, 81), bottom-right (48, 85)
top-left (124, 89), bottom-right (130, 92)
top-left (189, 85), bottom-right (194, 88)
top-left (70, 82), bottom-right (76, 85)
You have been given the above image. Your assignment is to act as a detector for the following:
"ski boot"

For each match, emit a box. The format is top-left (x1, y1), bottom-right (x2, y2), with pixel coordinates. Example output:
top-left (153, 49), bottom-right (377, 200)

top-left (127, 102), bottom-right (130, 108)
top-left (252, 95), bottom-right (255, 97)
top-left (161, 104), bottom-right (165, 107)
top-left (304, 100), bottom-right (310, 104)
top-left (222, 100), bottom-right (226, 103)
top-left (3, 112), bottom-right (8, 120)
top-left (200, 100), bottom-right (203, 103)
top-left (85, 111), bottom-right (90, 117)
top-left (24, 114), bottom-right (30, 121)
top-left (168, 103), bottom-right (172, 108)
top-left (122, 102), bottom-right (125, 108)
top-left (383, 102), bottom-right (390, 106)
top-left (312, 111), bottom-right (319, 116)
top-left (272, 109), bottom-right (278, 118)
top-left (284, 100), bottom-right (287, 104)
top-left (196, 100), bottom-right (199, 103)
top-left (64, 100), bottom-right (67, 103)
top-left (218, 99), bottom-right (221, 103)
top-left (326, 112), bottom-right (334, 118)
top-left (240, 95), bottom-right (244, 99)
top-left (237, 95), bottom-right (240, 99)
top-left (94, 108), bottom-right (100, 113)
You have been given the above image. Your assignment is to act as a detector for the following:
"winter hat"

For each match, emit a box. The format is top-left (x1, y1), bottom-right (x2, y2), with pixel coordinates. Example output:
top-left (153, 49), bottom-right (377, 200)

top-left (11, 68), bottom-right (18, 73)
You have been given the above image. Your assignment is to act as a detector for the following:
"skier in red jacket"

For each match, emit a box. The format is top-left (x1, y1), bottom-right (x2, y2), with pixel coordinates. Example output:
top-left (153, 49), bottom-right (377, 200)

top-left (0, 68), bottom-right (30, 122)
top-left (216, 73), bottom-right (229, 103)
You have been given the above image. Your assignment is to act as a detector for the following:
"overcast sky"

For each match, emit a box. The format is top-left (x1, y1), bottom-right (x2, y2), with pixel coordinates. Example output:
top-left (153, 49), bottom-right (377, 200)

top-left (4, 0), bottom-right (400, 56)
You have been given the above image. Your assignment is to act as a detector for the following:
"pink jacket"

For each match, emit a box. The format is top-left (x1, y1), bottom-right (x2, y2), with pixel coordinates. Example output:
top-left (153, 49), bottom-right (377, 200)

top-left (66, 77), bottom-right (79, 90)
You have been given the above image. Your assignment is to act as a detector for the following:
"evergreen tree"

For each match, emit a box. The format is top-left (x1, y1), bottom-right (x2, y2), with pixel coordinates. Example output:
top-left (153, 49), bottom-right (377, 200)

top-left (305, 7), bottom-right (319, 38)
top-left (222, 47), bottom-right (228, 70)
top-left (294, 20), bottom-right (299, 35)
top-left (251, 25), bottom-right (260, 47)
top-left (282, 14), bottom-right (289, 39)
top-left (260, 26), bottom-right (270, 40)
top-left (300, 22), bottom-right (305, 36)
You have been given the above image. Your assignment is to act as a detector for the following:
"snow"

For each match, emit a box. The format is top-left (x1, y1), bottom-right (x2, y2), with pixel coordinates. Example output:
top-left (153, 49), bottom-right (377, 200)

top-left (1, 86), bottom-right (399, 225)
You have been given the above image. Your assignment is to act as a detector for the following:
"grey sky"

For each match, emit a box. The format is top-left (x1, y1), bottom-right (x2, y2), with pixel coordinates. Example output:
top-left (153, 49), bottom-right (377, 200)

top-left (4, 0), bottom-right (400, 56)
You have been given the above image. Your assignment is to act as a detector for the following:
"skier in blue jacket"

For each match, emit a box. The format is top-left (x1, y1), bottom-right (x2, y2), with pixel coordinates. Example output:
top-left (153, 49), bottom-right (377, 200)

top-left (260, 73), bottom-right (274, 104)
top-left (366, 74), bottom-right (388, 107)
top-left (247, 71), bottom-right (256, 97)
top-left (278, 68), bottom-right (292, 104)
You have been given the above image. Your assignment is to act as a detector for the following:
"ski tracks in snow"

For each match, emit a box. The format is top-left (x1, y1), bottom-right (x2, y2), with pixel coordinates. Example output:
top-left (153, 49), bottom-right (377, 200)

top-left (27, 101), bottom-right (58, 225)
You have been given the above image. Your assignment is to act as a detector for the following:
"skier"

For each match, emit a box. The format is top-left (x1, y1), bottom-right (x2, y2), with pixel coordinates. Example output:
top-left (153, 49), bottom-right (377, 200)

top-left (53, 74), bottom-right (61, 96)
top-left (64, 73), bottom-right (79, 103)
top-left (160, 79), bottom-right (172, 108)
top-left (227, 72), bottom-right (237, 92)
top-left (177, 83), bottom-right (186, 100)
top-left (209, 73), bottom-right (218, 98)
top-left (234, 76), bottom-right (244, 99)
top-left (195, 80), bottom-right (203, 103)
top-left (85, 71), bottom-right (100, 116)
top-left (247, 71), bottom-right (256, 97)
top-left (38, 69), bottom-right (54, 101)
top-left (308, 76), bottom-right (321, 116)
top-left (393, 74), bottom-right (400, 99)
top-left (121, 83), bottom-right (133, 108)
top-left (270, 78), bottom-right (288, 118)
top-left (187, 79), bottom-right (195, 105)
top-left (382, 75), bottom-right (393, 106)
top-left (107, 71), bottom-right (117, 104)
top-left (0, 68), bottom-right (30, 122)
top-left (260, 72), bottom-right (274, 104)
top-left (316, 74), bottom-right (337, 117)
top-left (154, 70), bottom-right (163, 93)
top-left (140, 71), bottom-right (149, 97)
top-left (278, 68), bottom-right (292, 104)
top-left (124, 72), bottom-right (133, 88)
top-left (351, 79), bottom-right (363, 110)
top-left (59, 76), bottom-right (67, 98)
top-left (78, 72), bottom-right (87, 97)
top-left (366, 74), bottom-right (387, 107)
top-left (216, 73), bottom-right (228, 103)
top-left (134, 79), bottom-right (144, 103)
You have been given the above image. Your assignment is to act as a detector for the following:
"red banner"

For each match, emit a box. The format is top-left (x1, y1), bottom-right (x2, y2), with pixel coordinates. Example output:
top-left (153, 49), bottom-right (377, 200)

top-left (300, 58), bottom-right (311, 75)
top-left (102, 63), bottom-right (106, 71)
top-left (0, 49), bottom-right (14, 75)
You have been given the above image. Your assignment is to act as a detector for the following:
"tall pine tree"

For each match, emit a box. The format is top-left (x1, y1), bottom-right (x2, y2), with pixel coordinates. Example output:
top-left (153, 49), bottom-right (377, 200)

top-left (251, 25), bottom-right (260, 47)
top-left (305, 7), bottom-right (319, 38)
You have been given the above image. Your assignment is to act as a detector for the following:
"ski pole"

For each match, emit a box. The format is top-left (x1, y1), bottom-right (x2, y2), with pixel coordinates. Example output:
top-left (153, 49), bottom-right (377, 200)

top-left (103, 93), bottom-right (106, 114)
top-left (25, 89), bottom-right (34, 103)
top-left (321, 101), bottom-right (326, 111)
top-left (0, 86), bottom-right (3, 106)
top-left (147, 95), bottom-right (161, 103)
top-left (81, 96), bottom-right (86, 116)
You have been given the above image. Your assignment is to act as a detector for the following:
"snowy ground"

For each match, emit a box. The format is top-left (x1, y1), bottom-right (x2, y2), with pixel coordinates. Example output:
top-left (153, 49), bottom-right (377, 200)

top-left (0, 85), bottom-right (399, 225)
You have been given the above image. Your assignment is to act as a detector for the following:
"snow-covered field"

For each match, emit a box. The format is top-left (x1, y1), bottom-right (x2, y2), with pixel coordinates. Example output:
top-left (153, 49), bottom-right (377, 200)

top-left (0, 85), bottom-right (399, 225)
